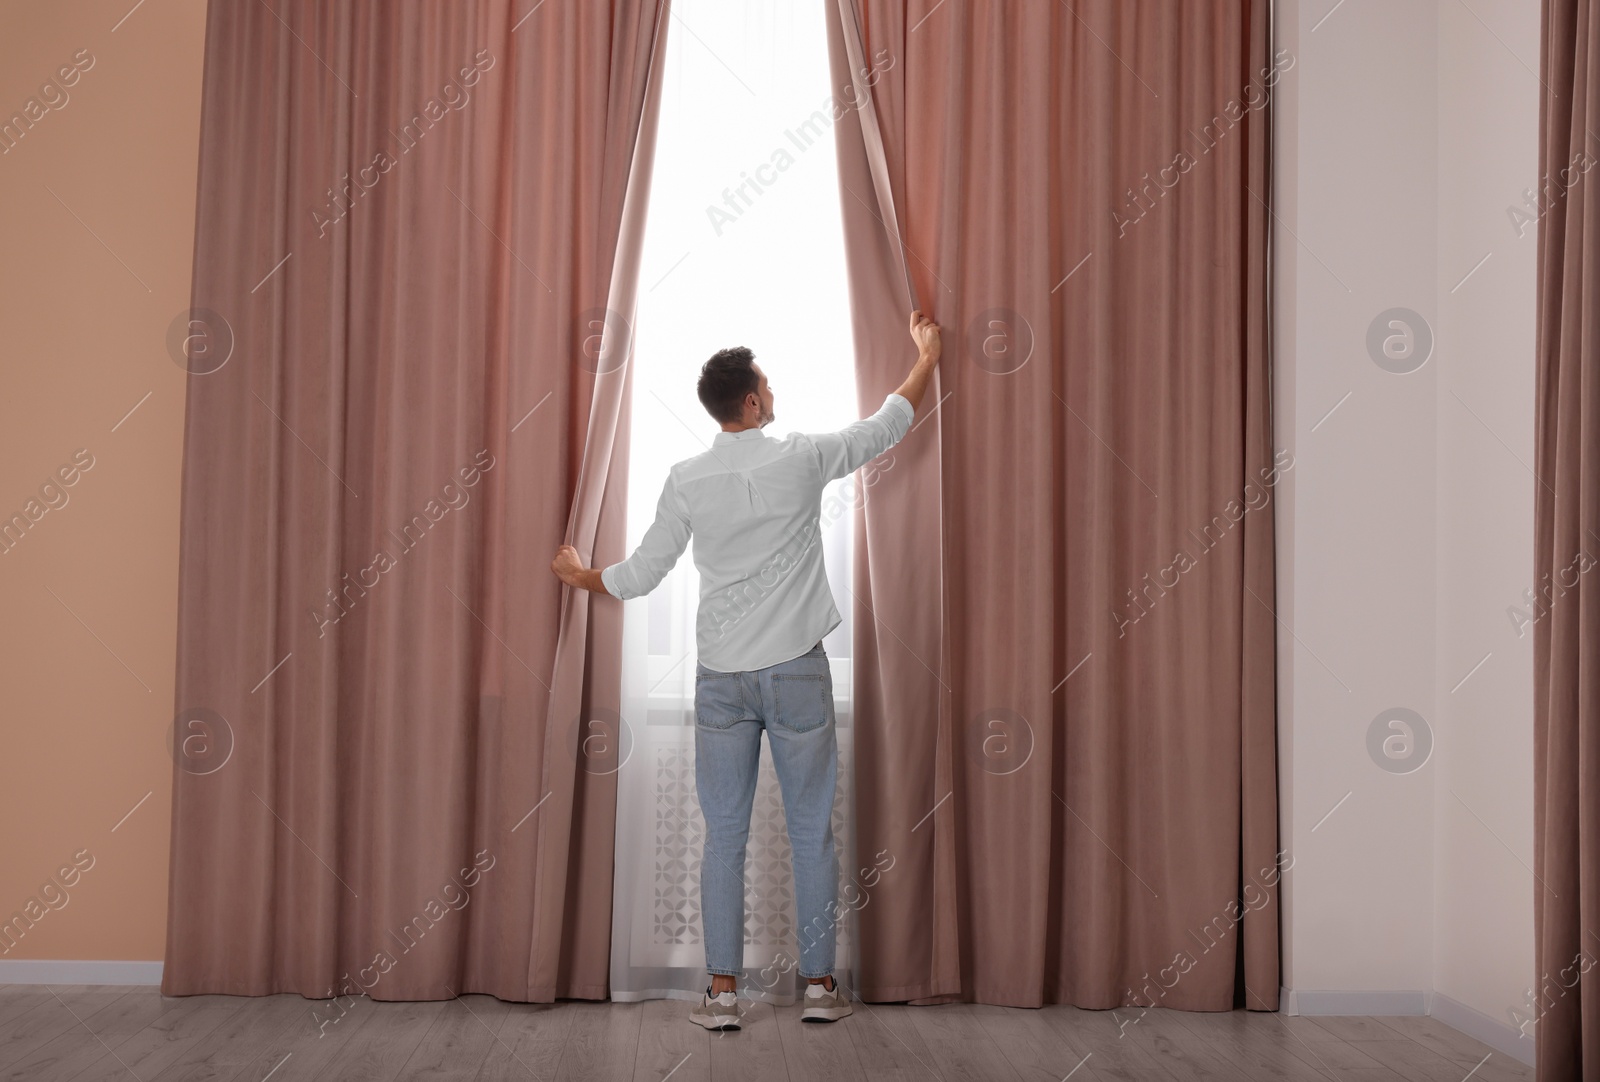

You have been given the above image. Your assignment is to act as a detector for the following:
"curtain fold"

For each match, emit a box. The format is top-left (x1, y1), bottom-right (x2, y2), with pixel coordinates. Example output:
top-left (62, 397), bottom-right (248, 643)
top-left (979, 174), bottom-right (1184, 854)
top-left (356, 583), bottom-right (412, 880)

top-left (826, 0), bottom-right (1281, 1008)
top-left (162, 0), bottom-right (670, 1002)
top-left (1534, 2), bottom-right (1600, 1077)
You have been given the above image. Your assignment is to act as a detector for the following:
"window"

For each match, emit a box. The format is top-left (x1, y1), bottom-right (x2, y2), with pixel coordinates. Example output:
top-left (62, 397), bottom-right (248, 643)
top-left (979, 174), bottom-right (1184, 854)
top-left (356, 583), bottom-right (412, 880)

top-left (609, 0), bottom-right (863, 1003)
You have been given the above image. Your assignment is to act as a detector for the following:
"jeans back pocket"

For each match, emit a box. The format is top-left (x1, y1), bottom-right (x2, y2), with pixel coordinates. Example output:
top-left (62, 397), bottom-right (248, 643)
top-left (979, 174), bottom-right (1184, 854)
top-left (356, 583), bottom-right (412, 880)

top-left (771, 672), bottom-right (831, 734)
top-left (694, 672), bottom-right (746, 729)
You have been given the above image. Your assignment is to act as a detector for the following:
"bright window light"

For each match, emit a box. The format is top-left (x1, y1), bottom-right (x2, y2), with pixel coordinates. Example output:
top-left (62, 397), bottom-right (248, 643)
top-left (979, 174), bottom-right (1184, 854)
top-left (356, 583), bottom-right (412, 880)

top-left (609, 0), bottom-right (863, 1002)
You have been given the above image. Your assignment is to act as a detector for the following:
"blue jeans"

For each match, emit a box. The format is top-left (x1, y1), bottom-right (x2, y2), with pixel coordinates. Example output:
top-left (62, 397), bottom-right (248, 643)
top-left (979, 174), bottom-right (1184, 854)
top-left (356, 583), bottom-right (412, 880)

top-left (694, 639), bottom-right (838, 980)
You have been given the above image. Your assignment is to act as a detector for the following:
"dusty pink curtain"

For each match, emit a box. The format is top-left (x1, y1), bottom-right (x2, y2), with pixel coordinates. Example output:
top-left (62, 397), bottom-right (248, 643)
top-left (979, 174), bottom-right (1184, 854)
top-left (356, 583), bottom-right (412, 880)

top-left (1534, 2), bottom-right (1600, 1076)
top-left (162, 0), bottom-right (669, 1001)
top-left (827, 0), bottom-right (1281, 1008)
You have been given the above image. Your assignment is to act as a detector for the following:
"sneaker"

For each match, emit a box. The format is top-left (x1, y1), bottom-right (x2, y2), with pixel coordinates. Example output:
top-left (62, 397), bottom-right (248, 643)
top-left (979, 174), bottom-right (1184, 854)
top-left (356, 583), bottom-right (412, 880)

top-left (801, 976), bottom-right (852, 1022)
top-left (689, 986), bottom-right (741, 1030)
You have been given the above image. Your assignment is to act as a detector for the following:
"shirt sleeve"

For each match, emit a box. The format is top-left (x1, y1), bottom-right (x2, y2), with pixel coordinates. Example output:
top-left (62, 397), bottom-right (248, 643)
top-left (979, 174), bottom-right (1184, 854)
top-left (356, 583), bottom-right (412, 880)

top-left (600, 473), bottom-right (692, 601)
top-left (806, 393), bottom-right (915, 484)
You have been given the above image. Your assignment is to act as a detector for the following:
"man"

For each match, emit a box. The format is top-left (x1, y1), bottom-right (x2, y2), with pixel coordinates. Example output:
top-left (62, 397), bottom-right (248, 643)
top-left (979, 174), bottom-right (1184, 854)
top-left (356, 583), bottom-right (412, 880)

top-left (550, 309), bottom-right (941, 1030)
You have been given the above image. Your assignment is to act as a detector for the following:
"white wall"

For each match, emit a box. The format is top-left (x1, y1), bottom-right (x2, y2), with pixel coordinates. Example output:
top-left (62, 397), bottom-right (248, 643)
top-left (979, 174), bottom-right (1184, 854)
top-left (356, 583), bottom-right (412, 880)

top-left (1433, 0), bottom-right (1538, 1061)
top-left (1274, 0), bottom-right (1537, 1065)
top-left (1274, 0), bottom-right (1440, 1006)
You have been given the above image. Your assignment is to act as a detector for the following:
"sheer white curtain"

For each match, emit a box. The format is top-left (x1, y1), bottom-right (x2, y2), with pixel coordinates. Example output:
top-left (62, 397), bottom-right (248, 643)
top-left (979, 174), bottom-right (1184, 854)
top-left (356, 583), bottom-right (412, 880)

top-left (608, 0), bottom-right (864, 1004)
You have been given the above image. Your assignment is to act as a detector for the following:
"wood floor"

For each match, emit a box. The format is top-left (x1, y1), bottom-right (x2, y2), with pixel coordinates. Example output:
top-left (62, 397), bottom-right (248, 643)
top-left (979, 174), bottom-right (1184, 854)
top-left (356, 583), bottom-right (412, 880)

top-left (0, 983), bottom-right (1534, 1082)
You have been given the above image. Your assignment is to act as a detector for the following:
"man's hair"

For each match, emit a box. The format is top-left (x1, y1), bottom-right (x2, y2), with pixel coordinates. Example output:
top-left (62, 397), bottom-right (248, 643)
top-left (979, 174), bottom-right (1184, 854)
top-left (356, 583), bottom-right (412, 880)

top-left (698, 346), bottom-right (759, 424)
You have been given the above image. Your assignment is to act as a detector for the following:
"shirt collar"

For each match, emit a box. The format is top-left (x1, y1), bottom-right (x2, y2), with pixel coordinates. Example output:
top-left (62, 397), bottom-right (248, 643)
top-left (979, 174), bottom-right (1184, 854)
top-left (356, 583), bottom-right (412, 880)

top-left (713, 427), bottom-right (768, 444)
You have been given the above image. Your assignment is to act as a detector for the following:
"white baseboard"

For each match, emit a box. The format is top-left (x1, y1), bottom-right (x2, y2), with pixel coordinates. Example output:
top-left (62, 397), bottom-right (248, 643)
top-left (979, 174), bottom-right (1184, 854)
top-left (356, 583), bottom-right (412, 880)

top-left (1282, 987), bottom-right (1535, 1069)
top-left (1430, 989), bottom-right (1535, 1068)
top-left (0, 960), bottom-right (164, 986)
top-left (1283, 987), bottom-right (1429, 1016)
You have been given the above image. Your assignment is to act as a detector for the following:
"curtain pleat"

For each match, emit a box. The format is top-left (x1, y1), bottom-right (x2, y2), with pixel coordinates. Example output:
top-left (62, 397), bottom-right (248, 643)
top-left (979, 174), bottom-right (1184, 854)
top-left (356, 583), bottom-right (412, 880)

top-left (826, 0), bottom-right (1281, 1009)
top-left (1534, 2), bottom-right (1600, 1076)
top-left (162, 0), bottom-right (670, 1001)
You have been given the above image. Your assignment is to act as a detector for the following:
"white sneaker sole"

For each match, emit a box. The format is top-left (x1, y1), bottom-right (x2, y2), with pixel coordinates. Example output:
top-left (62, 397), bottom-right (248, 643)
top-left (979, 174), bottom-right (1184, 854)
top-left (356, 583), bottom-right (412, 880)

top-left (801, 1003), bottom-right (852, 1022)
top-left (689, 1005), bottom-right (741, 1031)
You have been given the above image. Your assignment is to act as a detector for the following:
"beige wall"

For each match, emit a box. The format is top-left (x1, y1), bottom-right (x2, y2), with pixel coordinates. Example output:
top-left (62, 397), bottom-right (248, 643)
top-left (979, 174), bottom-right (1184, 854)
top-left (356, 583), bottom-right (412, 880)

top-left (0, 0), bottom-right (208, 967)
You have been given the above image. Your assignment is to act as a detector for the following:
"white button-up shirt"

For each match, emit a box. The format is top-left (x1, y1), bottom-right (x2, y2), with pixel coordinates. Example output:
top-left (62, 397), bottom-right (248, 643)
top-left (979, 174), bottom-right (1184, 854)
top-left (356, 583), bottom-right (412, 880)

top-left (601, 392), bottom-right (915, 673)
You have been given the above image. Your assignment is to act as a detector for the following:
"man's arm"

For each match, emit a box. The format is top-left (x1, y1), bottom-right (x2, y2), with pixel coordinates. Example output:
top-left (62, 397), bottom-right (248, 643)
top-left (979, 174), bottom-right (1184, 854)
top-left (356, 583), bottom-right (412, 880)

top-left (807, 310), bottom-right (941, 483)
top-left (551, 474), bottom-right (691, 598)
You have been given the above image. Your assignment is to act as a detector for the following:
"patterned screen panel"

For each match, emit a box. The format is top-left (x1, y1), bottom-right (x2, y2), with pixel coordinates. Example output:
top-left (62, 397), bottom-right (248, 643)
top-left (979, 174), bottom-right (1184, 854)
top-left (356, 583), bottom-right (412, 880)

top-left (636, 737), bottom-right (855, 970)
